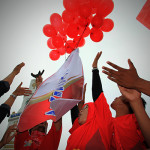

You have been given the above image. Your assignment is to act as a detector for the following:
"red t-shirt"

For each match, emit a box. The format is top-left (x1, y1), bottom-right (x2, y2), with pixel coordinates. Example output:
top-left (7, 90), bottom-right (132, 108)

top-left (14, 122), bottom-right (62, 150)
top-left (66, 93), bottom-right (113, 150)
top-left (111, 114), bottom-right (146, 150)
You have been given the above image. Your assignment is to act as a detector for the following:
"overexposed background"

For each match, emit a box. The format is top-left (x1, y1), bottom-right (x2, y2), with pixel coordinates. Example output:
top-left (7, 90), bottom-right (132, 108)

top-left (0, 0), bottom-right (150, 149)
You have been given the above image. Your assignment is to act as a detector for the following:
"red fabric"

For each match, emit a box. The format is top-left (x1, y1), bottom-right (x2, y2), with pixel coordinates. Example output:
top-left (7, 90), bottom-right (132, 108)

top-left (69, 118), bottom-right (80, 134)
top-left (111, 114), bottom-right (146, 150)
top-left (14, 122), bottom-right (62, 150)
top-left (136, 0), bottom-right (150, 30)
top-left (18, 100), bottom-right (55, 132)
top-left (66, 93), bottom-right (113, 150)
top-left (39, 123), bottom-right (62, 150)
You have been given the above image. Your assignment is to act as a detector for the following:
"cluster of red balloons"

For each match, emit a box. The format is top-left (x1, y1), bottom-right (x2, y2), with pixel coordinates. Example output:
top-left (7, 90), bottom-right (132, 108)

top-left (43, 0), bottom-right (114, 61)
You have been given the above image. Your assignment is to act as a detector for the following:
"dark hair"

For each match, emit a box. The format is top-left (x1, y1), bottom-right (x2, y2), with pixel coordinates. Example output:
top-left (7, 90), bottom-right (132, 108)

top-left (128, 97), bottom-right (146, 114)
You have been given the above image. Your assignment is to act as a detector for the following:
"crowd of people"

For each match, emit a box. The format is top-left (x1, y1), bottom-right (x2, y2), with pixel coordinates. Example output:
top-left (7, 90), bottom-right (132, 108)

top-left (0, 51), bottom-right (150, 149)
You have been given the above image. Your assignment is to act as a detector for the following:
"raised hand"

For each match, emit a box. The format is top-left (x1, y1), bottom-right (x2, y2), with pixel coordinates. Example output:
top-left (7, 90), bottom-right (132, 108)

top-left (92, 51), bottom-right (102, 68)
top-left (13, 62), bottom-right (25, 75)
top-left (36, 75), bottom-right (43, 88)
top-left (102, 59), bottom-right (139, 89)
top-left (0, 124), bottom-right (17, 148)
top-left (118, 85), bottom-right (141, 103)
top-left (78, 83), bottom-right (87, 112)
top-left (13, 82), bottom-right (32, 96)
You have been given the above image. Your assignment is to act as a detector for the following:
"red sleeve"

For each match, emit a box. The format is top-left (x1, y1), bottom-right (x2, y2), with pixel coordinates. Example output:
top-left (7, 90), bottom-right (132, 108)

top-left (95, 92), bottom-right (112, 122)
top-left (39, 122), bottom-right (62, 150)
top-left (14, 130), bottom-right (30, 150)
top-left (94, 92), bottom-right (113, 150)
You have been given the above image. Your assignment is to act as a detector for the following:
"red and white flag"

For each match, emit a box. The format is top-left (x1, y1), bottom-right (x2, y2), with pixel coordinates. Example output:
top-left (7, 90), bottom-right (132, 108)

top-left (136, 0), bottom-right (150, 30)
top-left (18, 49), bottom-right (84, 132)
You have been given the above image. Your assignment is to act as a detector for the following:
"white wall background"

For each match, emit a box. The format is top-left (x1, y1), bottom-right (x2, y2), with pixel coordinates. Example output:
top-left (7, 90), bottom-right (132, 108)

top-left (0, 0), bottom-right (150, 149)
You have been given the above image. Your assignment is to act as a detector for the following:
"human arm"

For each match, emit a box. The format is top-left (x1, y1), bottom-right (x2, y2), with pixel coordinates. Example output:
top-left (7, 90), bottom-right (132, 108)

top-left (92, 51), bottom-right (103, 102)
top-left (70, 83), bottom-right (87, 124)
top-left (36, 75), bottom-right (43, 89)
top-left (102, 59), bottom-right (150, 96)
top-left (78, 83), bottom-right (87, 112)
top-left (0, 81), bottom-right (10, 97)
top-left (118, 85), bottom-right (150, 147)
top-left (4, 82), bottom-right (32, 107)
top-left (0, 124), bottom-right (17, 148)
top-left (0, 82), bottom-right (31, 123)
top-left (53, 118), bottom-right (62, 131)
top-left (2, 62), bottom-right (25, 86)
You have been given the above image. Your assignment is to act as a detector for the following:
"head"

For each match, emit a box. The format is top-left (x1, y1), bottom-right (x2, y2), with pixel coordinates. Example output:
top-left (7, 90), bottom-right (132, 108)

top-left (29, 121), bottom-right (48, 134)
top-left (111, 95), bottom-right (146, 115)
top-left (78, 102), bottom-right (95, 125)
top-left (78, 104), bottom-right (88, 125)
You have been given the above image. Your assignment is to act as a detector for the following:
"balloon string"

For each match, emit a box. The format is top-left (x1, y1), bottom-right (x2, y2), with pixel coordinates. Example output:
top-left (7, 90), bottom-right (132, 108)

top-left (64, 24), bottom-right (88, 61)
top-left (65, 48), bottom-right (66, 61)
top-left (75, 24), bottom-right (88, 48)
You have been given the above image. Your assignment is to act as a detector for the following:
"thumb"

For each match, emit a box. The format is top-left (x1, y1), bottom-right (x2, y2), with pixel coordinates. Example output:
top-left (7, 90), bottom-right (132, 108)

top-left (128, 59), bottom-right (136, 70)
top-left (18, 82), bottom-right (23, 87)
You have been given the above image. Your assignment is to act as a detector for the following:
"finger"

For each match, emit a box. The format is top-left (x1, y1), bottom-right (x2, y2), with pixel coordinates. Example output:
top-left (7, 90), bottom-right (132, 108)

top-left (107, 76), bottom-right (118, 83)
top-left (22, 88), bottom-right (30, 90)
top-left (102, 70), bottom-right (109, 76)
top-left (24, 91), bottom-right (32, 94)
top-left (102, 66), bottom-right (119, 76)
top-left (128, 59), bottom-right (136, 70)
top-left (106, 61), bottom-right (123, 71)
top-left (96, 51), bottom-right (102, 60)
top-left (20, 62), bottom-right (25, 67)
top-left (18, 82), bottom-right (23, 88)
top-left (84, 83), bottom-right (87, 89)
top-left (24, 93), bottom-right (31, 96)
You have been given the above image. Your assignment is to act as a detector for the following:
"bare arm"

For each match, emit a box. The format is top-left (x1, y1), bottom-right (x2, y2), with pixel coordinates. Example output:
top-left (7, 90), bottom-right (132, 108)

top-left (78, 83), bottom-right (87, 112)
top-left (0, 124), bottom-right (17, 148)
top-left (54, 118), bottom-right (62, 131)
top-left (3, 62), bottom-right (25, 86)
top-left (4, 82), bottom-right (32, 107)
top-left (118, 85), bottom-right (150, 147)
top-left (92, 51), bottom-right (103, 102)
top-left (130, 99), bottom-right (150, 147)
top-left (102, 59), bottom-right (150, 96)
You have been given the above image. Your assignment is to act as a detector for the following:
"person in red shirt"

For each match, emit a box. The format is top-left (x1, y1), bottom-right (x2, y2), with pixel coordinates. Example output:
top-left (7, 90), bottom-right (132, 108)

top-left (14, 119), bottom-right (62, 150)
top-left (14, 74), bottom-right (62, 150)
top-left (67, 51), bottom-right (147, 150)
top-left (66, 51), bottom-right (113, 150)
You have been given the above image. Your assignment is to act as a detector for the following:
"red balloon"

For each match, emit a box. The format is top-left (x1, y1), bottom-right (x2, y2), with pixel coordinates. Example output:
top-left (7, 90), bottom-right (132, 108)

top-left (79, 26), bottom-right (90, 37)
top-left (59, 34), bottom-right (67, 42)
top-left (62, 10), bottom-right (75, 23)
top-left (91, 0), bottom-right (103, 8)
top-left (97, 0), bottom-right (114, 17)
top-left (78, 17), bottom-right (90, 27)
top-left (63, 0), bottom-right (79, 12)
top-left (49, 50), bottom-right (60, 61)
top-left (58, 22), bottom-right (68, 36)
top-left (72, 12), bottom-right (80, 24)
top-left (57, 47), bottom-right (66, 55)
top-left (52, 35), bottom-right (64, 48)
top-left (101, 18), bottom-right (114, 32)
top-left (47, 38), bottom-right (55, 49)
top-left (90, 28), bottom-right (103, 42)
top-left (43, 24), bottom-right (57, 37)
top-left (66, 23), bottom-right (79, 38)
top-left (73, 36), bottom-right (85, 47)
top-left (91, 15), bottom-right (104, 28)
top-left (65, 40), bottom-right (76, 54)
top-left (79, 4), bottom-right (92, 18)
top-left (50, 13), bottom-right (62, 29)
top-left (78, 0), bottom-right (91, 6)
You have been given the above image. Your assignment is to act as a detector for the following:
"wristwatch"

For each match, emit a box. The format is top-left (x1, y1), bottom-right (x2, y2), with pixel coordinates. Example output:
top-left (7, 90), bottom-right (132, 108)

top-left (10, 94), bottom-right (17, 98)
